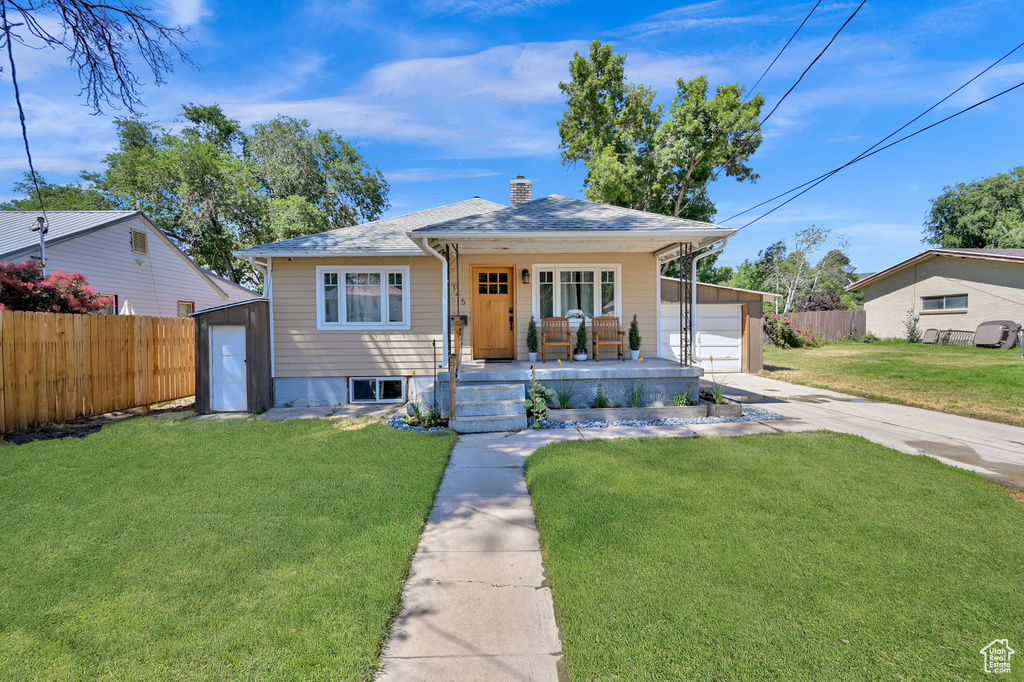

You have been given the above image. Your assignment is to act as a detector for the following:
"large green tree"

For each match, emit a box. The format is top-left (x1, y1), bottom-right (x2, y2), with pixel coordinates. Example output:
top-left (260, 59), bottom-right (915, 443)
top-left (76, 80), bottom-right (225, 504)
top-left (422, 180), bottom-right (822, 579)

top-left (557, 41), bottom-right (764, 283)
top-left (924, 167), bottom-right (1024, 248)
top-left (1, 173), bottom-right (116, 211)
top-left (727, 228), bottom-right (858, 313)
top-left (100, 104), bottom-right (389, 284)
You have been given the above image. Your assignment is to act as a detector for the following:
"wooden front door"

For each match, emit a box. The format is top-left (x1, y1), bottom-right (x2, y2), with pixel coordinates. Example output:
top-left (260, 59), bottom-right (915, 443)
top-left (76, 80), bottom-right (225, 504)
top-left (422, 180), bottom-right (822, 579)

top-left (471, 266), bottom-right (515, 359)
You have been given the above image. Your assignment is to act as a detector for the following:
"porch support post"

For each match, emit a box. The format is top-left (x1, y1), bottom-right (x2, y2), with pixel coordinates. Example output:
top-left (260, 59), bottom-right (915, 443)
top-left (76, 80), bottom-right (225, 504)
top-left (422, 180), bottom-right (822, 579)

top-left (690, 238), bottom-right (730, 366)
top-left (419, 237), bottom-right (449, 367)
top-left (678, 244), bottom-right (684, 367)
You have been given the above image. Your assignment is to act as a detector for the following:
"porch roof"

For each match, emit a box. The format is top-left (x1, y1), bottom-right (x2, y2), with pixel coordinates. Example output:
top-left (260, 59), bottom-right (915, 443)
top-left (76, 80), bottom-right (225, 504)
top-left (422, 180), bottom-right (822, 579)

top-left (411, 195), bottom-right (734, 253)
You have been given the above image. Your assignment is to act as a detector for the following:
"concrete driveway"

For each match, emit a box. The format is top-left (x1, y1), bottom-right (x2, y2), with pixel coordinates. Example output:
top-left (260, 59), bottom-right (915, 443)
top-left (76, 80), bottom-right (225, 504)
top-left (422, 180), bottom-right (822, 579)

top-left (722, 374), bottom-right (1024, 487)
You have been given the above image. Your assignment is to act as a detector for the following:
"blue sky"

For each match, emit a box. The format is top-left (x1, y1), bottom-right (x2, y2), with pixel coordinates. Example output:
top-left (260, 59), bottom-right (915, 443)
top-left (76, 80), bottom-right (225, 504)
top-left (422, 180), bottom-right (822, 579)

top-left (1, 0), bottom-right (1023, 272)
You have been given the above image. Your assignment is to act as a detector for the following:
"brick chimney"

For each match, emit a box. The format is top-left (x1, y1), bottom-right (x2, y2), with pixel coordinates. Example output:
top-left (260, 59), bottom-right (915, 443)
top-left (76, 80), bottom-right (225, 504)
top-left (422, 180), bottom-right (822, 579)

top-left (510, 175), bottom-right (532, 205)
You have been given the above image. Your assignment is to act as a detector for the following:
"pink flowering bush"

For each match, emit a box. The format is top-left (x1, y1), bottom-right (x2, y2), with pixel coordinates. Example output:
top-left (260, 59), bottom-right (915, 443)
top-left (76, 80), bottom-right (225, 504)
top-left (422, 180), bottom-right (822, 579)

top-left (0, 261), bottom-right (112, 313)
top-left (764, 313), bottom-right (824, 349)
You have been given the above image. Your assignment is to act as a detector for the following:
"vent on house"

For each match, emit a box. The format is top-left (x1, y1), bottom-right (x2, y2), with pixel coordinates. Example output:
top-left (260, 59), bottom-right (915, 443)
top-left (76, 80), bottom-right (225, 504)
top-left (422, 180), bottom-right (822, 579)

top-left (130, 229), bottom-right (148, 254)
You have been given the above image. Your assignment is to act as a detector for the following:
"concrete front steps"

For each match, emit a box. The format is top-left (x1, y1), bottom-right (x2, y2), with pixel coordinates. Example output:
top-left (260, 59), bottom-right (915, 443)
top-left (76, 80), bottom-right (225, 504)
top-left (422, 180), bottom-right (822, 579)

top-left (448, 383), bottom-right (527, 433)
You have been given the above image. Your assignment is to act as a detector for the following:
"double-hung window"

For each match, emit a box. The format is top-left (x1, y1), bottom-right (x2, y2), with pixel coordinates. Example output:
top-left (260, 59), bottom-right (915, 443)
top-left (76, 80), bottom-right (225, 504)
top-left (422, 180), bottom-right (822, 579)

top-left (317, 265), bottom-right (410, 330)
top-left (534, 265), bottom-right (620, 321)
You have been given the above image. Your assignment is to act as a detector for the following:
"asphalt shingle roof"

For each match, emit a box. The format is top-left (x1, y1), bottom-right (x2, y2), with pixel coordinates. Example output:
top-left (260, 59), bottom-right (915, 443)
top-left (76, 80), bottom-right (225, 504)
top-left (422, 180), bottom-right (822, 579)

top-left (412, 195), bottom-right (732, 235)
top-left (0, 210), bottom-right (140, 259)
top-left (234, 198), bottom-right (504, 256)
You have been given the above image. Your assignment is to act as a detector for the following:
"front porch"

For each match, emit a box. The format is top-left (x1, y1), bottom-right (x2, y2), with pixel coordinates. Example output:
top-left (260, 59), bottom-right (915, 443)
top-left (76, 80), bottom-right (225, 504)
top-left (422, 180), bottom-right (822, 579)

top-left (424, 357), bottom-right (703, 421)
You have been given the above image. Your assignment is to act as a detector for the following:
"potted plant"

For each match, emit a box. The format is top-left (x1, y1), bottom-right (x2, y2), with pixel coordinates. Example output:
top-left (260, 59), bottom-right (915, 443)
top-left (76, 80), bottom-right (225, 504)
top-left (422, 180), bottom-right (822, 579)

top-left (573, 319), bottom-right (588, 361)
top-left (628, 314), bottom-right (641, 361)
top-left (526, 316), bottom-right (539, 362)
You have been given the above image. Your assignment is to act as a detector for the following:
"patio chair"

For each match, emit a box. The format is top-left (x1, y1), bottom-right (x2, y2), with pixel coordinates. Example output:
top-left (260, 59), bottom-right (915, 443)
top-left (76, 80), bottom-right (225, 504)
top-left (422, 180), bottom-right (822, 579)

top-left (540, 317), bottom-right (573, 362)
top-left (591, 316), bottom-right (625, 361)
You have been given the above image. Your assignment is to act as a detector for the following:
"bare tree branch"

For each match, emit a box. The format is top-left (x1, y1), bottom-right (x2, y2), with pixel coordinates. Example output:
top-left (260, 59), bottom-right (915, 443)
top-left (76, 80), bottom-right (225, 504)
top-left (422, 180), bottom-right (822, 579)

top-left (1, 0), bottom-right (194, 114)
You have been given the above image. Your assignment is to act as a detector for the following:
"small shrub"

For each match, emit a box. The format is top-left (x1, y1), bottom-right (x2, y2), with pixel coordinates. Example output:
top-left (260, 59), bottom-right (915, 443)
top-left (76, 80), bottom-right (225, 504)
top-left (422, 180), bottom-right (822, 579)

top-left (593, 382), bottom-right (611, 408)
top-left (575, 319), bottom-right (588, 353)
top-left (526, 316), bottom-right (538, 353)
top-left (404, 402), bottom-right (443, 427)
top-left (525, 368), bottom-right (554, 427)
top-left (673, 391), bottom-right (695, 407)
top-left (764, 313), bottom-right (824, 349)
top-left (904, 309), bottom-right (921, 343)
top-left (628, 314), bottom-right (641, 351)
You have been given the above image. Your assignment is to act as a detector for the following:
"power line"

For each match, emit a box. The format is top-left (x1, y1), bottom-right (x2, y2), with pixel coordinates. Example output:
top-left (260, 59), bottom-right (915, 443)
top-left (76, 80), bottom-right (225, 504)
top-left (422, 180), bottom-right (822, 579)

top-left (1, 4), bottom-right (49, 223)
top-left (746, 0), bottom-right (824, 100)
top-left (721, 38), bottom-right (1024, 224)
top-left (761, 0), bottom-right (866, 126)
top-left (677, 0), bottom-right (861, 218)
top-left (731, 78), bottom-right (1024, 231)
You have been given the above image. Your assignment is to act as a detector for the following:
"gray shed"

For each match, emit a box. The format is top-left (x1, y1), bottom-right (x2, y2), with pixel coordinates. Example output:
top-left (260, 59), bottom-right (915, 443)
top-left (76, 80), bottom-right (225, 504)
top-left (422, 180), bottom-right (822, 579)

top-left (193, 299), bottom-right (272, 414)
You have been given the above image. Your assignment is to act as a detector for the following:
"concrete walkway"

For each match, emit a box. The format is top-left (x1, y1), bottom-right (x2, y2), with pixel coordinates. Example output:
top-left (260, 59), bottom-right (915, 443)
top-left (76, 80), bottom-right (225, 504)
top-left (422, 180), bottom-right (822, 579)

top-left (378, 426), bottom-right (700, 681)
top-left (722, 373), bottom-right (1024, 487)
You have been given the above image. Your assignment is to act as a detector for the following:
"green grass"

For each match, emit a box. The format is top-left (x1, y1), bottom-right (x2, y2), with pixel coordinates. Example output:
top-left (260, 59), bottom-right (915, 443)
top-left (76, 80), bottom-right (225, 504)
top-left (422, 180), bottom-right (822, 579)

top-left (526, 432), bottom-right (1024, 681)
top-left (763, 340), bottom-right (1024, 426)
top-left (0, 416), bottom-right (455, 681)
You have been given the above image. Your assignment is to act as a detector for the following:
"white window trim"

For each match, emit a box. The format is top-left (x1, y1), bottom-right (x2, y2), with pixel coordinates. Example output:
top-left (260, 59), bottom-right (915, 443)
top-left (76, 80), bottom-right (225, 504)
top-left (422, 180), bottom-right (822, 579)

top-left (349, 377), bottom-right (407, 404)
top-left (316, 265), bottom-right (411, 331)
top-left (531, 263), bottom-right (622, 323)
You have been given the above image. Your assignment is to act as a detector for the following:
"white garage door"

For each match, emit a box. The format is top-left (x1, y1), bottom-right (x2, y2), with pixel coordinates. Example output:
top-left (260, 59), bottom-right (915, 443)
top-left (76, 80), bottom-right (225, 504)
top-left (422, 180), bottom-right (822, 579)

top-left (211, 325), bottom-right (247, 412)
top-left (660, 303), bottom-right (743, 373)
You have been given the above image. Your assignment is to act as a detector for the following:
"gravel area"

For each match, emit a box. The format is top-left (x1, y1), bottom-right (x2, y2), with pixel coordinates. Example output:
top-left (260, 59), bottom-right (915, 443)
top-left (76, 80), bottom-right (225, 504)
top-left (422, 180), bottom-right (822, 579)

top-left (536, 404), bottom-right (785, 429)
top-left (388, 405), bottom-right (784, 432)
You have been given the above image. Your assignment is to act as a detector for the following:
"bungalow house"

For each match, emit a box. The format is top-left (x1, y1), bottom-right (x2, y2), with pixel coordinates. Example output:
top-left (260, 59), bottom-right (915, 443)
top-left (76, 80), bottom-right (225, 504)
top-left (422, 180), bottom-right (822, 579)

top-left (0, 211), bottom-right (256, 316)
top-left (847, 248), bottom-right (1024, 338)
top-left (232, 178), bottom-right (739, 430)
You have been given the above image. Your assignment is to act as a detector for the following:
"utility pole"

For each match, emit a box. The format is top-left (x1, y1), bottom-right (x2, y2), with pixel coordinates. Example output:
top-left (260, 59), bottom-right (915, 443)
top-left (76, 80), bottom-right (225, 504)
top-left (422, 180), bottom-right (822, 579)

top-left (30, 215), bottom-right (47, 273)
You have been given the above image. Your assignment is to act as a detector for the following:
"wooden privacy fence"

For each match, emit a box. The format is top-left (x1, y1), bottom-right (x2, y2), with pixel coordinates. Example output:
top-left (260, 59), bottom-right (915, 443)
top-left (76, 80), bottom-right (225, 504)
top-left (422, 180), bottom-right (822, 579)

top-left (0, 310), bottom-right (195, 434)
top-left (788, 310), bottom-right (866, 341)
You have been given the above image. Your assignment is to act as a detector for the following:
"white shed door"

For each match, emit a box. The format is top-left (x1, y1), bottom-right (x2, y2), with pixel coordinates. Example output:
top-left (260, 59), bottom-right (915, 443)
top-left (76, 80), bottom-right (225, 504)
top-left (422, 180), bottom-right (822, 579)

top-left (660, 303), bottom-right (743, 373)
top-left (211, 325), bottom-right (247, 412)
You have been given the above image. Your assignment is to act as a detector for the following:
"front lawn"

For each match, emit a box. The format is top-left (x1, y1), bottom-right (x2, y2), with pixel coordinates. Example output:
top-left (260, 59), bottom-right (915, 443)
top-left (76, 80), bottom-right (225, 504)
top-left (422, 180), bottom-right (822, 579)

top-left (763, 340), bottom-right (1024, 426)
top-left (0, 416), bottom-right (455, 681)
top-left (526, 432), bottom-right (1024, 681)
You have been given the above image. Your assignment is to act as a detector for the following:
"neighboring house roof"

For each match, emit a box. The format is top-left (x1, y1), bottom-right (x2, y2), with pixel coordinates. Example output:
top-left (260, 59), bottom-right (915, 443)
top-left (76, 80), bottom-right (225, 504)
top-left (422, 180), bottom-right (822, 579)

top-left (847, 248), bottom-right (1024, 292)
top-left (0, 210), bottom-right (252, 300)
top-left (233, 198), bottom-right (505, 258)
top-left (412, 195), bottom-right (733, 239)
top-left (659, 276), bottom-right (781, 299)
top-left (0, 210), bottom-right (142, 259)
top-left (200, 267), bottom-right (257, 298)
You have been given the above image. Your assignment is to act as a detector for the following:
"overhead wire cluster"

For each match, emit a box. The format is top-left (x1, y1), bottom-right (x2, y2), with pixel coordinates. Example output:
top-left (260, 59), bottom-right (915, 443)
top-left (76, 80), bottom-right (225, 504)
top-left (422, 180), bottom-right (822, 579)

top-left (702, 2), bottom-right (1023, 233)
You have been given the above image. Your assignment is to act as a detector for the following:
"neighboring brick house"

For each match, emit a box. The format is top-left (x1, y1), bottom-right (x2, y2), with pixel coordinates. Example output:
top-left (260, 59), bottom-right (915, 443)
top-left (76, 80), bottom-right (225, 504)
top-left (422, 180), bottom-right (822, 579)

top-left (847, 248), bottom-right (1024, 338)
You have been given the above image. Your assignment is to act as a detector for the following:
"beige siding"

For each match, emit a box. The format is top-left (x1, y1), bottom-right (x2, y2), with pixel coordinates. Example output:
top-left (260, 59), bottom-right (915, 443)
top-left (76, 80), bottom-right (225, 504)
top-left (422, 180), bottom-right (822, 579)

top-left (271, 256), bottom-right (443, 377)
top-left (271, 251), bottom-right (665, 377)
top-left (42, 216), bottom-right (253, 316)
top-left (863, 255), bottom-right (1024, 338)
top-left (457, 252), bottom-right (660, 361)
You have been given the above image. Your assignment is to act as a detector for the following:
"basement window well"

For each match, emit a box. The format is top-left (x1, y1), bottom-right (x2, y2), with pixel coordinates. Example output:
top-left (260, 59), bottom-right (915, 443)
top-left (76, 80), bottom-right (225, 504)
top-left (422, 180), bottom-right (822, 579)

top-left (349, 377), bottom-right (406, 403)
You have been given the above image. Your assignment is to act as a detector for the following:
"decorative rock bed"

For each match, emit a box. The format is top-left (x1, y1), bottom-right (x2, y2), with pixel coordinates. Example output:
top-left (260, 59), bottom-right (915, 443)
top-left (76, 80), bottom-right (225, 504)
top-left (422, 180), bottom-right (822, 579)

top-left (388, 416), bottom-right (449, 433)
top-left (388, 404), bottom-right (786, 432)
top-left (538, 404), bottom-right (785, 429)
top-left (547, 404), bottom-right (707, 422)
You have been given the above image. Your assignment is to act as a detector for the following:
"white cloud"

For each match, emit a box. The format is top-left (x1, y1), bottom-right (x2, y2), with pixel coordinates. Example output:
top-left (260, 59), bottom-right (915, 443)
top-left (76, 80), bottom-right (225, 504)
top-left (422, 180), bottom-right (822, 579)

top-left (418, 0), bottom-right (566, 17)
top-left (158, 0), bottom-right (210, 27)
top-left (385, 168), bottom-right (501, 182)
